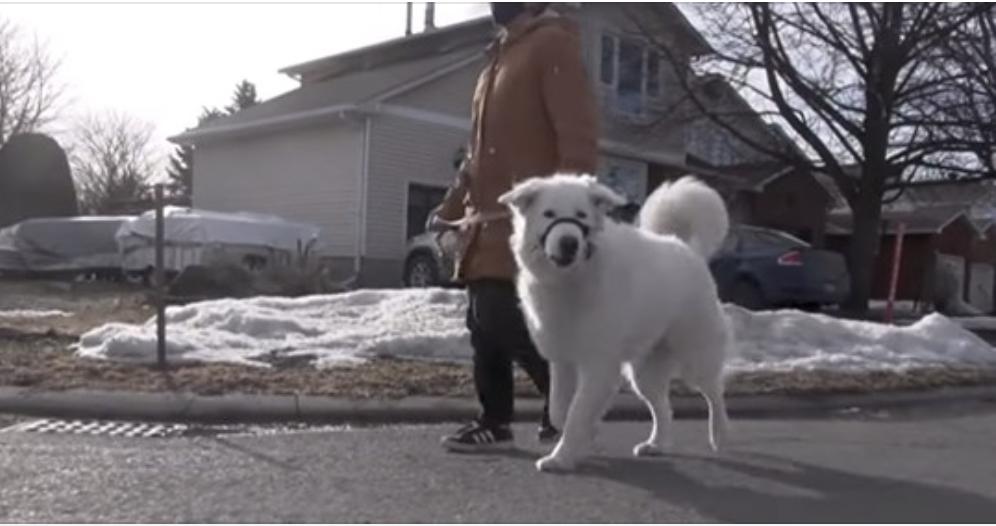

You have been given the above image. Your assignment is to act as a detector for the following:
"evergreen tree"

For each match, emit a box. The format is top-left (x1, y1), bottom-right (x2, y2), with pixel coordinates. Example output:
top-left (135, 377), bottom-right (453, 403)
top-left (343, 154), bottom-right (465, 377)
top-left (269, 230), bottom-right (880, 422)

top-left (165, 144), bottom-right (194, 205)
top-left (165, 106), bottom-right (228, 205)
top-left (226, 80), bottom-right (260, 114)
top-left (166, 82), bottom-right (260, 205)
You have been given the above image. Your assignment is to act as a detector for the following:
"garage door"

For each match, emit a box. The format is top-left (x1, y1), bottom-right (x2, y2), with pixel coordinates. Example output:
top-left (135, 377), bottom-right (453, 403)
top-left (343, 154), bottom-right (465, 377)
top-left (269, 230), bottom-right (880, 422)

top-left (970, 262), bottom-right (994, 313)
top-left (936, 253), bottom-right (966, 304)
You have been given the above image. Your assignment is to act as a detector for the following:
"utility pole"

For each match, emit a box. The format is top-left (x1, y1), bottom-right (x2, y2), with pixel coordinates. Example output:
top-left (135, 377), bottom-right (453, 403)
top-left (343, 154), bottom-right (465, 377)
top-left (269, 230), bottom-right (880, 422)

top-left (424, 2), bottom-right (436, 31)
top-left (405, 2), bottom-right (413, 36)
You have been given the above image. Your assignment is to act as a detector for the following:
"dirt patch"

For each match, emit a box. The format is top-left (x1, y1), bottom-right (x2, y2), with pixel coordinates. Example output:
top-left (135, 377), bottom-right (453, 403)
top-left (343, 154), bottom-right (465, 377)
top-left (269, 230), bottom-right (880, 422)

top-left (0, 279), bottom-right (151, 335)
top-left (2, 327), bottom-right (996, 399)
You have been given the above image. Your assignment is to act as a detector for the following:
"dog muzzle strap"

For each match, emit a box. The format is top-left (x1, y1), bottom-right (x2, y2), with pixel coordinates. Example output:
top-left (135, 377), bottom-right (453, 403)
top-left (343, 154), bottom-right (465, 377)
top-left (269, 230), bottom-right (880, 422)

top-left (540, 217), bottom-right (595, 261)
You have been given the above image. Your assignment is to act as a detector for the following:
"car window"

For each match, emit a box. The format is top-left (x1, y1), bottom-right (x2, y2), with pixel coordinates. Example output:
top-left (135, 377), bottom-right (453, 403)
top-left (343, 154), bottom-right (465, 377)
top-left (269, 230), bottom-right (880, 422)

top-left (736, 227), bottom-right (809, 251)
top-left (755, 229), bottom-right (809, 248)
top-left (718, 232), bottom-right (739, 254)
top-left (759, 229), bottom-right (810, 247)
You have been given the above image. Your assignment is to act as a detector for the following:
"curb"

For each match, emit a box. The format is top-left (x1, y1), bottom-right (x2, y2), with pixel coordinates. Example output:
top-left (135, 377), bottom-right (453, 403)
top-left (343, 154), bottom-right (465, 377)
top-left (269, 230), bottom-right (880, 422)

top-left (2, 385), bottom-right (996, 426)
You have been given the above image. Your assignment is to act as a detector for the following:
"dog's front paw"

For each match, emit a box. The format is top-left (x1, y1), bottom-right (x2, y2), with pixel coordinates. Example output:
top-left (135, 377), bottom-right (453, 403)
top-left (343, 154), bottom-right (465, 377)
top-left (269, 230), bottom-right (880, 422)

top-left (633, 441), bottom-right (669, 458)
top-left (536, 453), bottom-right (578, 473)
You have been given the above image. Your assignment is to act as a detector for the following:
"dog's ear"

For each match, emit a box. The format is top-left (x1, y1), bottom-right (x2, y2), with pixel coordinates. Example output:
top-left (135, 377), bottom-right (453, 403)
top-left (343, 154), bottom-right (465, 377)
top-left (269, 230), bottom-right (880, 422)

top-left (583, 176), bottom-right (628, 212)
top-left (498, 178), bottom-right (545, 211)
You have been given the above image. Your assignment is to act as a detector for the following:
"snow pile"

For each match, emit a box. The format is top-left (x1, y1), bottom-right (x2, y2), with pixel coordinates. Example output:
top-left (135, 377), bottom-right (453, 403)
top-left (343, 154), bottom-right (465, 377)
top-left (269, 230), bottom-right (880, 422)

top-left (74, 288), bottom-right (996, 372)
top-left (725, 306), bottom-right (996, 373)
top-left (949, 316), bottom-right (996, 331)
top-left (75, 289), bottom-right (469, 368)
top-left (0, 309), bottom-right (71, 320)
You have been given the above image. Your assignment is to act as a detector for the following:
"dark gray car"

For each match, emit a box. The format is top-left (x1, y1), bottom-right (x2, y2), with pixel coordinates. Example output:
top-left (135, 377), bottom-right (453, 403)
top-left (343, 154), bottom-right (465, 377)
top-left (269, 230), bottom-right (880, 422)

top-left (402, 230), bottom-right (459, 288)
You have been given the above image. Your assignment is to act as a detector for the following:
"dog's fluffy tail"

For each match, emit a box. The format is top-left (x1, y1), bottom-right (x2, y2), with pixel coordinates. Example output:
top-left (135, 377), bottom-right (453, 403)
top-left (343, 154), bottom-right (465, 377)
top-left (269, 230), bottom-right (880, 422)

top-left (638, 176), bottom-right (730, 259)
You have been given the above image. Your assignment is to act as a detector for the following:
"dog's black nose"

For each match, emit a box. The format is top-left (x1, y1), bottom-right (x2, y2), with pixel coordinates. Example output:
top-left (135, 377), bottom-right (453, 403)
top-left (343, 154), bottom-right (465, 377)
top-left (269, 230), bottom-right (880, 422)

top-left (559, 236), bottom-right (579, 258)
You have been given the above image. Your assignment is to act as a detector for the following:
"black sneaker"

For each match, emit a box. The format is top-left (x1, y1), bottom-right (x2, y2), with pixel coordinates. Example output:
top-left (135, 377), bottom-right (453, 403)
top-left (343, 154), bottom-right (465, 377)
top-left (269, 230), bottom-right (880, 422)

top-left (441, 422), bottom-right (514, 453)
top-left (538, 424), bottom-right (560, 445)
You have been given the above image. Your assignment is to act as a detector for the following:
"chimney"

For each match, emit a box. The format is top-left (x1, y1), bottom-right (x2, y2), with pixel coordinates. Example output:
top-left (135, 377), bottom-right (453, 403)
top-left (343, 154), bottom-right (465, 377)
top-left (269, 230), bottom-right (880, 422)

top-left (424, 2), bottom-right (436, 32)
top-left (405, 2), bottom-right (414, 36)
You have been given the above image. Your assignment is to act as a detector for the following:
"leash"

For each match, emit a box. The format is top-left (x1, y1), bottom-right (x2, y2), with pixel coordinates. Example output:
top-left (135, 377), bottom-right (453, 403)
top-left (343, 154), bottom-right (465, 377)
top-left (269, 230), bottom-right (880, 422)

top-left (434, 210), bottom-right (512, 229)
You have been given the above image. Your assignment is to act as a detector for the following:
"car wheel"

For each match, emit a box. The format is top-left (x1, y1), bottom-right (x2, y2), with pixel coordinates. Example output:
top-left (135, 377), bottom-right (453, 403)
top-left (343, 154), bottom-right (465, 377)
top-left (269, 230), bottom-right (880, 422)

top-left (731, 279), bottom-right (766, 311)
top-left (403, 253), bottom-right (441, 288)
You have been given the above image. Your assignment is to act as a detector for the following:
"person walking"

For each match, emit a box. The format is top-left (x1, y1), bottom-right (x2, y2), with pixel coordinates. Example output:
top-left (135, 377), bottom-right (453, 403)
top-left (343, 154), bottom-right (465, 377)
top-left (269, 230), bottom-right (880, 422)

top-left (430, 2), bottom-right (600, 452)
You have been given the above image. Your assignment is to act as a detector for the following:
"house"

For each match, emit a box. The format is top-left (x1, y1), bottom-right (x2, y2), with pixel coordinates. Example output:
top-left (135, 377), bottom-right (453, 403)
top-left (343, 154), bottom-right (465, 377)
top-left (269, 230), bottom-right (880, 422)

top-left (168, 3), bottom-right (819, 287)
top-left (825, 181), bottom-right (996, 312)
top-left (660, 77), bottom-right (837, 246)
top-left (970, 220), bottom-right (996, 312)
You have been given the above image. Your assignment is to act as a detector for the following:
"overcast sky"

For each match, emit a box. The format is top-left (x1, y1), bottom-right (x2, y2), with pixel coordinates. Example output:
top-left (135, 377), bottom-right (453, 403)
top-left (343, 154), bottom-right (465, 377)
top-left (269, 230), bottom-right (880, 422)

top-left (3, 2), bottom-right (489, 159)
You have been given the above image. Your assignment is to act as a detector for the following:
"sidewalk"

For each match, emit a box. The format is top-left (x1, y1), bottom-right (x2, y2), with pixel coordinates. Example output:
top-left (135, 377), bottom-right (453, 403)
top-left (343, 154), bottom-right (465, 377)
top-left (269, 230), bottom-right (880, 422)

top-left (2, 384), bottom-right (995, 425)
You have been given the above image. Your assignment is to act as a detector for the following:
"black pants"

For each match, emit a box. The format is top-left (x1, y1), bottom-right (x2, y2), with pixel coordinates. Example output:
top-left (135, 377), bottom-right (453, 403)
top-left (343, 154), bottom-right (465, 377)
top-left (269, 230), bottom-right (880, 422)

top-left (465, 279), bottom-right (551, 429)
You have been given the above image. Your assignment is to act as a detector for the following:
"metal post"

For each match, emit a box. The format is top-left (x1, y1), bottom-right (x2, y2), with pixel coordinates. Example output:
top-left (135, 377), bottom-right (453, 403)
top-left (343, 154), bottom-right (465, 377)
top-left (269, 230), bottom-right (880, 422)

top-left (154, 184), bottom-right (167, 368)
top-left (405, 2), bottom-right (413, 36)
top-left (424, 2), bottom-right (435, 31)
top-left (884, 221), bottom-right (906, 325)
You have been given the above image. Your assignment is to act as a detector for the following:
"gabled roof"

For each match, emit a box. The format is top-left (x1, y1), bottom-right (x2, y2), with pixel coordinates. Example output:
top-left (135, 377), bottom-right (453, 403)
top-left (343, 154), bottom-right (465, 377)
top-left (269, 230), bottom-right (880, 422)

top-left (170, 47), bottom-right (482, 144)
top-left (686, 157), bottom-right (832, 199)
top-left (892, 180), bottom-right (996, 208)
top-left (169, 3), bottom-right (718, 146)
top-left (826, 204), bottom-right (971, 236)
top-left (280, 3), bottom-right (711, 84)
top-left (280, 16), bottom-right (495, 83)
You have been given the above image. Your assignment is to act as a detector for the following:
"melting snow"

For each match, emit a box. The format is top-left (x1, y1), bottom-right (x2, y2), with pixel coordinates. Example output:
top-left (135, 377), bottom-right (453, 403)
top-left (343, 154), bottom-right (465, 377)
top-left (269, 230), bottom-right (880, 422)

top-left (0, 309), bottom-right (72, 320)
top-left (73, 288), bottom-right (996, 372)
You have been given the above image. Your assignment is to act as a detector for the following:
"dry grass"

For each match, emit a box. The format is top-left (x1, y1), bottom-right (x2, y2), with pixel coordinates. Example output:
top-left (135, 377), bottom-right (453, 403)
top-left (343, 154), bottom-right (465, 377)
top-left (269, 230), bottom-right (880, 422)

top-left (3, 327), bottom-right (996, 400)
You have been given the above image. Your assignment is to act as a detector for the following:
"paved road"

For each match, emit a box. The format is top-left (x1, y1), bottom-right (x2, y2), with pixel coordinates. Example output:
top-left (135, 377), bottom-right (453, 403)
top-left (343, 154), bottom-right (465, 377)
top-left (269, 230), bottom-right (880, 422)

top-left (3, 405), bottom-right (996, 523)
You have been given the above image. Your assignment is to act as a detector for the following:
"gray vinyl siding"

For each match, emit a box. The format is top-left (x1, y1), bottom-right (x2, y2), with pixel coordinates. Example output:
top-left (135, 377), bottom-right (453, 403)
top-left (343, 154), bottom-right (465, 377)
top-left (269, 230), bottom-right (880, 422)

top-left (364, 114), bottom-right (471, 259)
top-left (387, 58), bottom-right (484, 119)
top-left (191, 123), bottom-right (363, 257)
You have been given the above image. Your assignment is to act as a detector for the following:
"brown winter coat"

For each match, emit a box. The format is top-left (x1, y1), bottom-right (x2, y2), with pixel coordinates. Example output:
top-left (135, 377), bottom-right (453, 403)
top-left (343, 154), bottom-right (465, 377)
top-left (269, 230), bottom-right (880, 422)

top-left (435, 13), bottom-right (600, 283)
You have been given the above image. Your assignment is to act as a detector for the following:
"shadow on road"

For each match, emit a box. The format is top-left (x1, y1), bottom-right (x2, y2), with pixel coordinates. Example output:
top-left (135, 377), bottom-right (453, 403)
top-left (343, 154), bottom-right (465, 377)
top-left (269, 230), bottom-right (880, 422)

top-left (578, 451), bottom-right (996, 523)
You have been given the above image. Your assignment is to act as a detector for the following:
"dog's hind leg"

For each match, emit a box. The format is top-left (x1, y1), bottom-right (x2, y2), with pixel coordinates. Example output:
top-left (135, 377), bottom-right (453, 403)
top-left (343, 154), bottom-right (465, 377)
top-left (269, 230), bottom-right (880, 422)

top-left (683, 358), bottom-right (729, 453)
top-left (627, 352), bottom-right (677, 458)
top-left (699, 374), bottom-right (729, 452)
top-left (671, 315), bottom-right (731, 453)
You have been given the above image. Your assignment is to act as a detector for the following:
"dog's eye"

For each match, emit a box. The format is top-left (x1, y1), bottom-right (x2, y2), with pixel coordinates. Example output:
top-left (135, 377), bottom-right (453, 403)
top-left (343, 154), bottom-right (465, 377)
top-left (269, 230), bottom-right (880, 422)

top-left (575, 211), bottom-right (588, 220)
top-left (543, 210), bottom-right (556, 219)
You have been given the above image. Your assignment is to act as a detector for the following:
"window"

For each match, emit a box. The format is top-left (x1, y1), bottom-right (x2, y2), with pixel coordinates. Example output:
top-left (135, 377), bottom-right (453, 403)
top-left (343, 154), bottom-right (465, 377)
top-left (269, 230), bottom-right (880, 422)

top-left (596, 155), bottom-right (649, 203)
top-left (599, 35), bottom-right (615, 85)
top-left (718, 232), bottom-right (740, 254)
top-left (599, 33), bottom-right (664, 116)
top-left (711, 131), bottom-right (739, 166)
top-left (645, 50), bottom-right (661, 98)
top-left (737, 226), bottom-right (810, 251)
top-left (406, 183), bottom-right (448, 240)
top-left (686, 124), bottom-right (740, 167)
top-left (616, 38), bottom-right (645, 114)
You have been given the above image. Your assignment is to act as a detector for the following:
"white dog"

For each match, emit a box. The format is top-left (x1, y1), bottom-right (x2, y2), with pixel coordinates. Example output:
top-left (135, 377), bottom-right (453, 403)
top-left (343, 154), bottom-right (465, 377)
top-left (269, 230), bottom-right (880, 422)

top-left (497, 173), bottom-right (733, 473)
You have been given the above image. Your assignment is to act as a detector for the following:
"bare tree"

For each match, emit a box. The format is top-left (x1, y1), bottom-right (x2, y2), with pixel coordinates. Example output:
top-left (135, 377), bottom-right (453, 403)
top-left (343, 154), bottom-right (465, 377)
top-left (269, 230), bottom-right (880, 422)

top-left (630, 3), bottom-right (996, 312)
top-left (937, 8), bottom-right (996, 177)
top-left (0, 17), bottom-right (65, 145)
top-left (70, 110), bottom-right (162, 215)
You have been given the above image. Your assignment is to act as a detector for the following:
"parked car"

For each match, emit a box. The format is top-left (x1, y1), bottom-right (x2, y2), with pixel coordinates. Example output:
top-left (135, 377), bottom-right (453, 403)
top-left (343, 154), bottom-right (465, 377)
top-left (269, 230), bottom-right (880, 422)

top-left (710, 225), bottom-right (850, 311)
top-left (402, 229), bottom-right (460, 288)
top-left (401, 216), bottom-right (850, 311)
